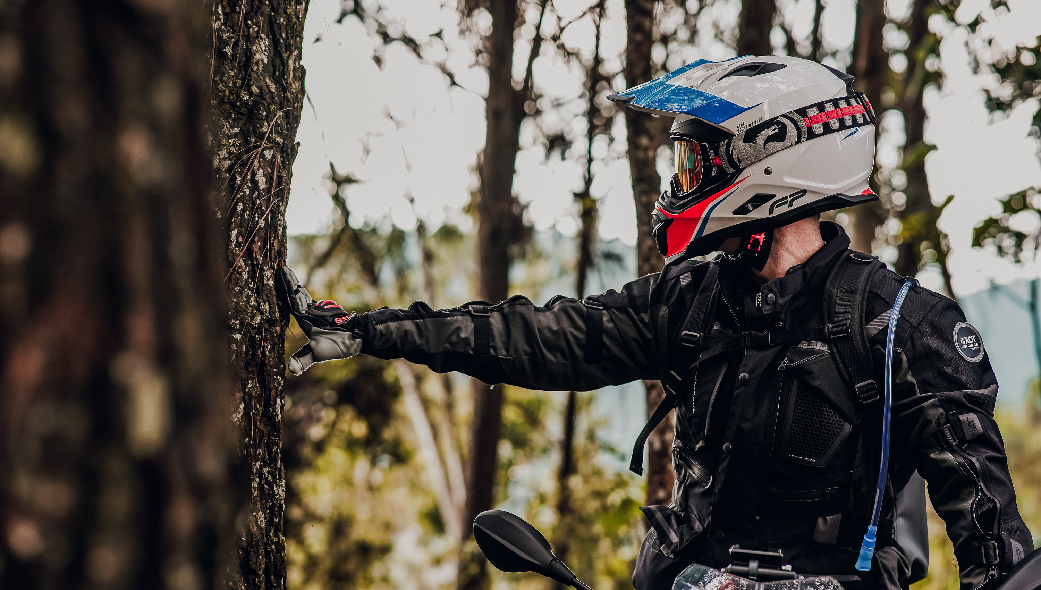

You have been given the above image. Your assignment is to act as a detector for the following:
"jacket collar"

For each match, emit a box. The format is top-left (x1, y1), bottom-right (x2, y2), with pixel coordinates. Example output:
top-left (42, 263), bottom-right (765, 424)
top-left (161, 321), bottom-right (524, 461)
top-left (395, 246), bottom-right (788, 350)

top-left (765, 221), bottom-right (851, 310)
top-left (723, 222), bottom-right (851, 317)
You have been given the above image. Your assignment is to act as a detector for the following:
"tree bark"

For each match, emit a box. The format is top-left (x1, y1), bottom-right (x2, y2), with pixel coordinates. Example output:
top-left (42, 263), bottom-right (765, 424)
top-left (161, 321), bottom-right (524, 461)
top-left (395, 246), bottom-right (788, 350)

top-left (624, 0), bottom-right (676, 508)
top-left (0, 1), bottom-right (236, 588)
top-left (737, 0), bottom-right (778, 57)
top-left (847, 0), bottom-right (889, 254)
top-left (208, 1), bottom-right (309, 588)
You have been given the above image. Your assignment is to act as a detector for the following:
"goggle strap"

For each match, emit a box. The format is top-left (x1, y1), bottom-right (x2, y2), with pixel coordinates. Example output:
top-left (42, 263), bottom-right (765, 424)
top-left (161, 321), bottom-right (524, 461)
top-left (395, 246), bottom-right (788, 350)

top-left (720, 92), bottom-right (876, 173)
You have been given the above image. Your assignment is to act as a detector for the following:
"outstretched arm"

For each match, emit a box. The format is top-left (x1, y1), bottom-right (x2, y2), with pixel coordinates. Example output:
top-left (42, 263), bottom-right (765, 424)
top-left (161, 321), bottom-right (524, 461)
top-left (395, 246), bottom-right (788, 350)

top-left (280, 266), bottom-right (662, 390)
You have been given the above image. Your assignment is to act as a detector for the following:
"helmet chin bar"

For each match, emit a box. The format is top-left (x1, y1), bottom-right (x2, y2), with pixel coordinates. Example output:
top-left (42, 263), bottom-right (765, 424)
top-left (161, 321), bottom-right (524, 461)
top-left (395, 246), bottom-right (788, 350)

top-left (738, 229), bottom-right (773, 272)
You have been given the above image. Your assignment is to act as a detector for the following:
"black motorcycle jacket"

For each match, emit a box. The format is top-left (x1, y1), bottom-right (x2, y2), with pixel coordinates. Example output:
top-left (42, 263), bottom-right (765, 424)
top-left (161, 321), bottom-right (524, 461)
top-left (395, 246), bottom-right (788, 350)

top-left (350, 223), bottom-right (1031, 590)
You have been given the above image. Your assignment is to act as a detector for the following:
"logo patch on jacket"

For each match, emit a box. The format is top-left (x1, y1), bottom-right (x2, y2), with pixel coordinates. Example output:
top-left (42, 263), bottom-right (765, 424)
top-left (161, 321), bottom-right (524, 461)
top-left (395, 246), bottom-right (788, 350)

top-left (953, 322), bottom-right (984, 362)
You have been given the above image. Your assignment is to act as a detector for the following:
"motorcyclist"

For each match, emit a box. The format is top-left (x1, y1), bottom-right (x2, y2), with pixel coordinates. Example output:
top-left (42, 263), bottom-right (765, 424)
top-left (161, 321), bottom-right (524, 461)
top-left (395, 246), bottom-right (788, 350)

top-left (280, 56), bottom-right (1032, 590)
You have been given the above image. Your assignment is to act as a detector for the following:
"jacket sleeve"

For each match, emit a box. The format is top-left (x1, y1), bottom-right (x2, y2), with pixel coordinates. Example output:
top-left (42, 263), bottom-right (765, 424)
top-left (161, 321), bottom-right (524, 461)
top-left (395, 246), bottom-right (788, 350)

top-left (353, 273), bottom-right (661, 391)
top-left (887, 291), bottom-right (1032, 590)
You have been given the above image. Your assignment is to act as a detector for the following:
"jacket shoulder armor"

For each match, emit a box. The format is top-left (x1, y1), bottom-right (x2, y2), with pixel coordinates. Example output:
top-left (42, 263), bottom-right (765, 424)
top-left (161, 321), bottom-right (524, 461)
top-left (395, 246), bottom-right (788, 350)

top-left (652, 258), bottom-right (718, 309)
top-left (660, 257), bottom-right (713, 282)
top-left (867, 267), bottom-right (956, 332)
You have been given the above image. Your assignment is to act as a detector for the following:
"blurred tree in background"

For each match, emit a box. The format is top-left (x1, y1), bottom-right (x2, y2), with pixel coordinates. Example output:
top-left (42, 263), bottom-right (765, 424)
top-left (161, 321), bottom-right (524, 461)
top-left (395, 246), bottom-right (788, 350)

top-left (0, 1), bottom-right (237, 588)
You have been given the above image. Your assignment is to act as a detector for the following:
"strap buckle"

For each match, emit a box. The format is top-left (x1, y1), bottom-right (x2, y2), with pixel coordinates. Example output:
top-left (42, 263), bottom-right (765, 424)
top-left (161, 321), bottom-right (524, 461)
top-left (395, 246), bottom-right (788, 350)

top-left (743, 331), bottom-right (771, 347)
top-left (467, 304), bottom-right (490, 316)
top-left (582, 297), bottom-right (604, 310)
top-left (680, 331), bottom-right (702, 347)
top-left (855, 380), bottom-right (879, 404)
top-left (827, 322), bottom-right (850, 339)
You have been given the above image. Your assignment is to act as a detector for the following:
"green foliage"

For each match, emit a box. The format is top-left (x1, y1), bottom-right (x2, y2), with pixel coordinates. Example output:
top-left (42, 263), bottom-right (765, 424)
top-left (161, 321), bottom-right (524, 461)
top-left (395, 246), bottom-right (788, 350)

top-left (972, 187), bottom-right (1041, 261)
top-left (961, 1), bottom-right (1041, 266)
top-left (541, 411), bottom-right (644, 590)
top-left (913, 386), bottom-right (1041, 590)
top-left (283, 154), bottom-right (648, 589)
top-left (283, 357), bottom-right (413, 590)
top-left (493, 391), bottom-right (644, 590)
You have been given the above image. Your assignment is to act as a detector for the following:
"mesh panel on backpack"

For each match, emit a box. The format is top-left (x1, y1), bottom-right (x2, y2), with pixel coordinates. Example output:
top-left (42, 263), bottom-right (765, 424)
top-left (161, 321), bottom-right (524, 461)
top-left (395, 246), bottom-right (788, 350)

top-left (786, 386), bottom-right (847, 462)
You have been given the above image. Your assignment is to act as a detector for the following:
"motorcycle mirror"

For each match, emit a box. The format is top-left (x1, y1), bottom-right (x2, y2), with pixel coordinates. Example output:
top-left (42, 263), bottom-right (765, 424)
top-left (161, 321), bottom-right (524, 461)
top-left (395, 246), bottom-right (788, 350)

top-left (473, 510), bottom-right (592, 590)
top-left (999, 549), bottom-right (1041, 590)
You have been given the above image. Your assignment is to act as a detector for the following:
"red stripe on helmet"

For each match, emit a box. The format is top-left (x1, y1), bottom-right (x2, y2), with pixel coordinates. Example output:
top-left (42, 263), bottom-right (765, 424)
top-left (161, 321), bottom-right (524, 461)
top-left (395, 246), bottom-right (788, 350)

top-left (655, 177), bottom-right (748, 257)
top-left (803, 103), bottom-right (866, 127)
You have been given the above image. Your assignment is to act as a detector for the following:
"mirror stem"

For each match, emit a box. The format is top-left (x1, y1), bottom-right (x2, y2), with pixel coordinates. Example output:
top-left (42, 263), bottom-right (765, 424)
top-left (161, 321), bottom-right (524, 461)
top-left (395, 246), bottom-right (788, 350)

top-left (547, 558), bottom-right (593, 590)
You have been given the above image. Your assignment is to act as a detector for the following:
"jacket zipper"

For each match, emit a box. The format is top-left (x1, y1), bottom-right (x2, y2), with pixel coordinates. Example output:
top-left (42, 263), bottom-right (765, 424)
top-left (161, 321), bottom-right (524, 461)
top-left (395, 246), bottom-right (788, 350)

top-left (972, 566), bottom-right (999, 590)
top-left (695, 364), bottom-right (731, 451)
top-left (940, 424), bottom-right (1002, 545)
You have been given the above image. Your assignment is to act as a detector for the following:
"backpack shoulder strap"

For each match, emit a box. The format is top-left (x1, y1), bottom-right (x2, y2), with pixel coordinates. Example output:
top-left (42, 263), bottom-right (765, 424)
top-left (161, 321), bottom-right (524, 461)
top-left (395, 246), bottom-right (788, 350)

top-left (629, 261), bottom-right (720, 475)
top-left (671, 261), bottom-right (720, 357)
top-left (824, 250), bottom-right (886, 405)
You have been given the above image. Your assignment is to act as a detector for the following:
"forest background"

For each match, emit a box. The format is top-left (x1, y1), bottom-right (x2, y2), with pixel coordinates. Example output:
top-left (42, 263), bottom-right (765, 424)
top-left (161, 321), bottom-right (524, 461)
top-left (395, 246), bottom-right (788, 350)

top-left (2, 1), bottom-right (1041, 590)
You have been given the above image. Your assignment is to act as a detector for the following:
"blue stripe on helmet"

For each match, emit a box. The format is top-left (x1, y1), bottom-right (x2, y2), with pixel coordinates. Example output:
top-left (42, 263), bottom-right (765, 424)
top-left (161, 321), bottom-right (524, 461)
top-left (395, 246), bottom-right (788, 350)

top-left (693, 189), bottom-right (735, 239)
top-left (636, 85), bottom-right (752, 124)
top-left (612, 60), bottom-right (753, 125)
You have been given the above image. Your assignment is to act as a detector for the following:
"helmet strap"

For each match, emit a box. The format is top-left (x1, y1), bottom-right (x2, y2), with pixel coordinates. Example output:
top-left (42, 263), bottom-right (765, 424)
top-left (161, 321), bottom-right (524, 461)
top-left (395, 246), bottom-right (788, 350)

top-left (738, 229), bottom-right (774, 272)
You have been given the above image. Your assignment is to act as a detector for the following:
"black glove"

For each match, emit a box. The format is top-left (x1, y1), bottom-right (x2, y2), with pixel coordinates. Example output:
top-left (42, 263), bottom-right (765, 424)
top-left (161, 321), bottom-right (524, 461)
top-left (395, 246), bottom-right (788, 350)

top-left (279, 266), bottom-right (362, 375)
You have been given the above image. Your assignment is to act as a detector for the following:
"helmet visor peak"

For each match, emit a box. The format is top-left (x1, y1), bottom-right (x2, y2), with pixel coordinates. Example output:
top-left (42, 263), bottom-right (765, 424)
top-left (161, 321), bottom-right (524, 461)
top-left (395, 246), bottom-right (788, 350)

top-left (673, 140), bottom-right (704, 193)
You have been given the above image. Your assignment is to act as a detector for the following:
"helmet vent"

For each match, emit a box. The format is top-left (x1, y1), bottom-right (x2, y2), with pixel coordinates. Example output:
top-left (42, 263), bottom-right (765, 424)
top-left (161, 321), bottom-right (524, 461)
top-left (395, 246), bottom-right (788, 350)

top-left (720, 62), bottom-right (787, 80)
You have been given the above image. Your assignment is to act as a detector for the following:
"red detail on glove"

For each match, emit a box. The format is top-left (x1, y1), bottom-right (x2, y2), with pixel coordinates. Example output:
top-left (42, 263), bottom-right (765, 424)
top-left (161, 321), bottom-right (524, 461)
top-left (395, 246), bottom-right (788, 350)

top-left (334, 314), bottom-right (354, 325)
top-left (861, 189), bottom-right (875, 196)
top-left (316, 300), bottom-right (344, 310)
top-left (712, 156), bottom-right (722, 166)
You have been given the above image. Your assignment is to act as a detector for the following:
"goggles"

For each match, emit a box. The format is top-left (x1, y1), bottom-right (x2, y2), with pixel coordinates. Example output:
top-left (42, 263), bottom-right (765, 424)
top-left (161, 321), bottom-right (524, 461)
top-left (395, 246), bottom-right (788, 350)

top-left (674, 140), bottom-right (704, 194)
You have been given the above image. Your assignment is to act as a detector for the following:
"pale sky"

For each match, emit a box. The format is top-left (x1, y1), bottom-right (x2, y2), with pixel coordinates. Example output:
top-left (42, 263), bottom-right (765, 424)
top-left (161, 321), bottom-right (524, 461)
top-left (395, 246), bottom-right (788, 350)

top-left (288, 0), bottom-right (1041, 296)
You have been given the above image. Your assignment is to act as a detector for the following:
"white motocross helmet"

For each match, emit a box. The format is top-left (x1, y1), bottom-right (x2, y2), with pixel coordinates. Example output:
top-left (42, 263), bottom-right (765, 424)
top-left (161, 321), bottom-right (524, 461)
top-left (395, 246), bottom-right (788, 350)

top-left (609, 55), bottom-right (878, 267)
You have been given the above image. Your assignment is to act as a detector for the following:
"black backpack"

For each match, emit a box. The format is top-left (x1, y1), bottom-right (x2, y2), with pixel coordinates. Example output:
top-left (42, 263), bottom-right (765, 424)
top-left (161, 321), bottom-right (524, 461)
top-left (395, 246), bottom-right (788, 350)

top-left (629, 250), bottom-right (929, 583)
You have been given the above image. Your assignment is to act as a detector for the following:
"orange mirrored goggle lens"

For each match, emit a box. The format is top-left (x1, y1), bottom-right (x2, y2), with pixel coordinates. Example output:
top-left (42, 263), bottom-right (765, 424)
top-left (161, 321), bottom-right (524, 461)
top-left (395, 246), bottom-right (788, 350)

top-left (673, 140), bottom-right (703, 193)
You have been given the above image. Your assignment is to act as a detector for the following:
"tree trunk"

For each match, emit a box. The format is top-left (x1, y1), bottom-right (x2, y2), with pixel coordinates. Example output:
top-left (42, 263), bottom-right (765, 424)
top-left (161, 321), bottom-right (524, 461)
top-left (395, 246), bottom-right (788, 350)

top-left (737, 0), bottom-right (778, 57)
top-left (551, 390), bottom-right (579, 590)
top-left (208, 1), bottom-right (309, 588)
top-left (0, 1), bottom-right (236, 588)
top-left (624, 0), bottom-right (676, 508)
top-left (417, 220), bottom-right (468, 520)
top-left (552, 7), bottom-right (605, 581)
top-left (809, 0), bottom-right (824, 61)
top-left (847, 0), bottom-right (889, 254)
top-left (459, 1), bottom-right (528, 588)
top-left (893, 0), bottom-right (933, 280)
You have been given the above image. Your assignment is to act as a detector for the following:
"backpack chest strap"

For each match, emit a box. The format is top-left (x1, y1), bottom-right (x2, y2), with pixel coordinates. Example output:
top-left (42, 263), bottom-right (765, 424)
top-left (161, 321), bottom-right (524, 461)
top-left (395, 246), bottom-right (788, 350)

top-left (680, 323), bottom-right (850, 350)
top-left (629, 251), bottom-right (885, 475)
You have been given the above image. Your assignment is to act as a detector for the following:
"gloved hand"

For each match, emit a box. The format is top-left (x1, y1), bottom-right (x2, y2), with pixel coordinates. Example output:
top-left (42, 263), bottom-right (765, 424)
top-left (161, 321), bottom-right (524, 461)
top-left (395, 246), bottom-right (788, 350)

top-left (279, 266), bottom-right (362, 375)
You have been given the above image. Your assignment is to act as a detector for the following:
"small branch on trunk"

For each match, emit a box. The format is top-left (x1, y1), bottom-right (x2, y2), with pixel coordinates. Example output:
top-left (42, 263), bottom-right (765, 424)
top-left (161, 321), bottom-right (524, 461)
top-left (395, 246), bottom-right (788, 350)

top-left (397, 360), bottom-right (464, 542)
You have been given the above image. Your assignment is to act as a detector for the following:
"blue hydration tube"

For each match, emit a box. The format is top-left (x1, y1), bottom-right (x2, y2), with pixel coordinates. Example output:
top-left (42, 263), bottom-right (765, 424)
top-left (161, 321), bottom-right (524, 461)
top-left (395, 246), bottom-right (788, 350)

top-left (856, 279), bottom-right (914, 572)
